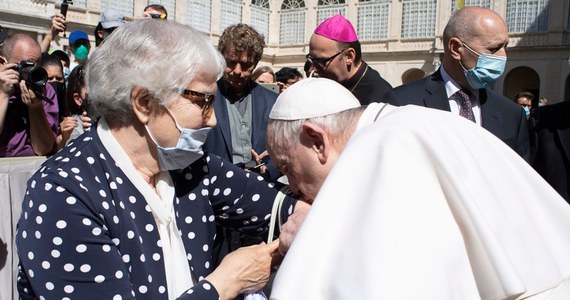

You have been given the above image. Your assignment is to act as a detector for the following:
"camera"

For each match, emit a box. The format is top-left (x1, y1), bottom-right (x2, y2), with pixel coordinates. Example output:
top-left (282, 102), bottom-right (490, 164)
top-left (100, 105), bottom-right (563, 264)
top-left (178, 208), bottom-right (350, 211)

top-left (15, 61), bottom-right (48, 90)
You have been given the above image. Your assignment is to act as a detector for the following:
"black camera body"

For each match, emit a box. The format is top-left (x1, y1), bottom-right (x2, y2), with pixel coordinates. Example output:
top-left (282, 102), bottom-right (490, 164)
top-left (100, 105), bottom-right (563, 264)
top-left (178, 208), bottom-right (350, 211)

top-left (15, 61), bottom-right (48, 89)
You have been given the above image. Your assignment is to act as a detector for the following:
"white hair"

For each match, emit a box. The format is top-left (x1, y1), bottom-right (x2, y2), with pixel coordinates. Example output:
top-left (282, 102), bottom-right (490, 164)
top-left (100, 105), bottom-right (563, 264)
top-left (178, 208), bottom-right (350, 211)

top-left (267, 107), bottom-right (364, 155)
top-left (86, 19), bottom-right (225, 126)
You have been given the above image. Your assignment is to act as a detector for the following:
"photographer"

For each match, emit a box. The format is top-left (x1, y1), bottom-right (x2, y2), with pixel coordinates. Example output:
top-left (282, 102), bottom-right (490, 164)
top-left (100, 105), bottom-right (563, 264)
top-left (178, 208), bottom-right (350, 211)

top-left (0, 34), bottom-right (59, 157)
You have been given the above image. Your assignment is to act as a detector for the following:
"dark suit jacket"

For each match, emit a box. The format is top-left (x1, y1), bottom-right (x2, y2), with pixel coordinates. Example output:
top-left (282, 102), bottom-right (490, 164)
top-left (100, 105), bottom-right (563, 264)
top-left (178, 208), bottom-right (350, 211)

top-left (345, 61), bottom-right (392, 105)
top-left (203, 79), bottom-right (280, 180)
top-left (384, 69), bottom-right (530, 161)
top-left (532, 101), bottom-right (570, 203)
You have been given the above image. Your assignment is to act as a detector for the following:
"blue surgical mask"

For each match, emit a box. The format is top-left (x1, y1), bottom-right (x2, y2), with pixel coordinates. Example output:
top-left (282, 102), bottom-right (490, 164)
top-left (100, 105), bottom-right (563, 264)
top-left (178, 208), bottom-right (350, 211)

top-left (145, 109), bottom-right (211, 171)
top-left (63, 67), bottom-right (71, 80)
top-left (459, 42), bottom-right (506, 89)
top-left (73, 45), bottom-right (90, 61)
top-left (523, 106), bottom-right (530, 118)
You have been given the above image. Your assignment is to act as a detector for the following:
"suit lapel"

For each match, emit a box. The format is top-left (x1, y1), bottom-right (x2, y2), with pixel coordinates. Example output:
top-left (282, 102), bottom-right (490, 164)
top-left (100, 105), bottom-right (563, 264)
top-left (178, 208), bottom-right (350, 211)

top-left (424, 70), bottom-right (452, 111)
top-left (478, 89), bottom-right (503, 134)
top-left (215, 87), bottom-right (233, 154)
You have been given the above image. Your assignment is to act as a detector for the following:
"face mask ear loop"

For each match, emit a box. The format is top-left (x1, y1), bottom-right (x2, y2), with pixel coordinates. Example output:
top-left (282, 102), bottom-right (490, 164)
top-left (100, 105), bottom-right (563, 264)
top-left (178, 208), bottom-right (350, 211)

top-left (163, 107), bottom-right (187, 134)
top-left (461, 42), bottom-right (480, 58)
top-left (145, 105), bottom-right (181, 147)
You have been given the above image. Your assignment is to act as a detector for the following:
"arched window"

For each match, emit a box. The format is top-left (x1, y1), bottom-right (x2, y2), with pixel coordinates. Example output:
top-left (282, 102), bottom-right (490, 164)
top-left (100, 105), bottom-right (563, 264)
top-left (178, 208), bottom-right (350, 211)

top-left (251, 0), bottom-right (270, 42)
top-left (401, 0), bottom-right (437, 39)
top-left (280, 0), bottom-right (306, 45)
top-left (221, 0), bottom-right (243, 32)
top-left (506, 0), bottom-right (549, 33)
top-left (357, 0), bottom-right (390, 41)
top-left (185, 0), bottom-right (211, 33)
top-left (316, 0), bottom-right (346, 26)
top-left (101, 0), bottom-right (134, 18)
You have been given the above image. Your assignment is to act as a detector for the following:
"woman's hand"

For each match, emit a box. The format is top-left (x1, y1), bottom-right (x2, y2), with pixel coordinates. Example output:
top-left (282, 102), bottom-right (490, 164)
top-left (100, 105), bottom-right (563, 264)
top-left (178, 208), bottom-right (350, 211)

top-left (206, 240), bottom-right (279, 300)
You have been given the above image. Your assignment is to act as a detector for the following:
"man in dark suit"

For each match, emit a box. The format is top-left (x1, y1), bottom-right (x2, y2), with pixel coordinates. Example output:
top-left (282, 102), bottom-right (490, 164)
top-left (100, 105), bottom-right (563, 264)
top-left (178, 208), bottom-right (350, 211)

top-left (202, 23), bottom-right (280, 267)
top-left (532, 101), bottom-right (570, 203)
top-left (384, 6), bottom-right (529, 161)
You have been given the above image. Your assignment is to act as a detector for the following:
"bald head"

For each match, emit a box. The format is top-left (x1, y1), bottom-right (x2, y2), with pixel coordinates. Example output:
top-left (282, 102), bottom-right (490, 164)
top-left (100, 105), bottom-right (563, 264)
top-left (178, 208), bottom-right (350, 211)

top-left (443, 7), bottom-right (507, 50)
top-left (441, 6), bottom-right (509, 89)
top-left (1, 33), bottom-right (41, 64)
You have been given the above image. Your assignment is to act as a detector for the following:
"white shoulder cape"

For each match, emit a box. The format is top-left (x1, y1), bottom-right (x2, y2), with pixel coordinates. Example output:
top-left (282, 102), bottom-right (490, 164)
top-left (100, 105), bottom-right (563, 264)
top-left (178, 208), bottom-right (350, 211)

top-left (271, 105), bottom-right (570, 300)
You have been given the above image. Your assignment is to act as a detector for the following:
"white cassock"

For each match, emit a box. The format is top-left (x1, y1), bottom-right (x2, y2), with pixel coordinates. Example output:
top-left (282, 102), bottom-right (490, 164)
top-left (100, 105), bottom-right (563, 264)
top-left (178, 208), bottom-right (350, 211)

top-left (270, 103), bottom-right (570, 300)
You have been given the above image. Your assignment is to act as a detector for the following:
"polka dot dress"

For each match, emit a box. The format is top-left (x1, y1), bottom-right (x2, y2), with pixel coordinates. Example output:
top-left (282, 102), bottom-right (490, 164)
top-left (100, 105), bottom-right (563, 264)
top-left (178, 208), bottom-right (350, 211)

top-left (16, 125), bottom-right (296, 299)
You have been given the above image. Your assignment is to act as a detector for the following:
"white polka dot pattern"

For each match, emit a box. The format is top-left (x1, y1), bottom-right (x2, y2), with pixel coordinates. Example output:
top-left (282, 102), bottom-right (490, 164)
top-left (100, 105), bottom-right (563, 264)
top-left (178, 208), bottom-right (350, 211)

top-left (16, 129), bottom-right (297, 299)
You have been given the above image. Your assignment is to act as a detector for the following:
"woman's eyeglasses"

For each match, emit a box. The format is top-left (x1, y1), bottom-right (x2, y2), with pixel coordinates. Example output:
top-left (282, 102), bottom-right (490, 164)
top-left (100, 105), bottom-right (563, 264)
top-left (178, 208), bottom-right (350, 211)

top-left (181, 89), bottom-right (215, 118)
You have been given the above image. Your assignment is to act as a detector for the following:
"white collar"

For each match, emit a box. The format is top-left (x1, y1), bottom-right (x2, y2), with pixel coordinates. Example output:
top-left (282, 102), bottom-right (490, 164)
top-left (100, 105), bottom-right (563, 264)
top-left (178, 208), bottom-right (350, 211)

top-left (97, 118), bottom-right (194, 298)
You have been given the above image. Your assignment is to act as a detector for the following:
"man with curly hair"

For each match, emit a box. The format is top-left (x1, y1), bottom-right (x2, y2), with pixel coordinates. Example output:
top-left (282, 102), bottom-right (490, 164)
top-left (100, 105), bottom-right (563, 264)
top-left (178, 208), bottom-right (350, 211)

top-left (203, 23), bottom-right (281, 268)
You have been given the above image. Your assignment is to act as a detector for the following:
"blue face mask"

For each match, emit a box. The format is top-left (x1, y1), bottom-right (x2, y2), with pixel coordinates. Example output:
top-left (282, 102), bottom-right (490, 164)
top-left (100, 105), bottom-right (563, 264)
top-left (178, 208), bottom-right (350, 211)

top-left (460, 42), bottom-right (507, 89)
top-left (523, 106), bottom-right (530, 118)
top-left (63, 67), bottom-right (71, 80)
top-left (146, 109), bottom-right (211, 171)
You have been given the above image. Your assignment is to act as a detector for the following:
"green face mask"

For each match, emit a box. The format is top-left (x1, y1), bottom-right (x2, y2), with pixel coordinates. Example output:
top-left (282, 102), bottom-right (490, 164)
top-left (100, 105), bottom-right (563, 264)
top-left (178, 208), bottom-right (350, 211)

top-left (73, 45), bottom-right (89, 60)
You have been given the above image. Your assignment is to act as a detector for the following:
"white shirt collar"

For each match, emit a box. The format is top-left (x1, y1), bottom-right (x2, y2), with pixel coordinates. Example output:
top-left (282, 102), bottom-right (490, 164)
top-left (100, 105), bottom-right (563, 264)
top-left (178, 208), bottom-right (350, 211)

top-left (440, 66), bottom-right (482, 126)
top-left (97, 118), bottom-right (195, 298)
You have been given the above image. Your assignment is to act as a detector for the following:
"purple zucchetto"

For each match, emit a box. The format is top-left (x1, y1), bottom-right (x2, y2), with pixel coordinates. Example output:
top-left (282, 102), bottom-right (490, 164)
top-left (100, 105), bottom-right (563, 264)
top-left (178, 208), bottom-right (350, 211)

top-left (314, 14), bottom-right (358, 43)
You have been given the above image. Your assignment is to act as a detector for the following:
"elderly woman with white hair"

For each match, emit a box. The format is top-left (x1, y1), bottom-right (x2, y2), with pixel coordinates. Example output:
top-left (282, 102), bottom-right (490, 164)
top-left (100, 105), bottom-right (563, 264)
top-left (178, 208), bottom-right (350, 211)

top-left (16, 20), bottom-right (301, 300)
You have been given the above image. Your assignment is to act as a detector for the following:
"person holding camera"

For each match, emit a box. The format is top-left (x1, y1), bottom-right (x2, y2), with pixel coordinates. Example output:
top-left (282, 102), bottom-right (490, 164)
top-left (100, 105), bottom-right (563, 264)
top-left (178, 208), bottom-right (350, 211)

top-left (0, 33), bottom-right (59, 157)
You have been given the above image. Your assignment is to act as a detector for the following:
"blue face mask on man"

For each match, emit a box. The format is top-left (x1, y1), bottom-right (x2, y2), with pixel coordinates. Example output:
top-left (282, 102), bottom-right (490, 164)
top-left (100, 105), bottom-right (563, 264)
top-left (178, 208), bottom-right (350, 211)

top-left (145, 108), bottom-right (211, 171)
top-left (523, 106), bottom-right (530, 118)
top-left (459, 42), bottom-right (507, 90)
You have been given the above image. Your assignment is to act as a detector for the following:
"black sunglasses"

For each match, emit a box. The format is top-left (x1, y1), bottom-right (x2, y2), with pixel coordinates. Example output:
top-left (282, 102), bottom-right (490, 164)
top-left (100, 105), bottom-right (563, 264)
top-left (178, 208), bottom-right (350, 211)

top-left (306, 49), bottom-right (347, 69)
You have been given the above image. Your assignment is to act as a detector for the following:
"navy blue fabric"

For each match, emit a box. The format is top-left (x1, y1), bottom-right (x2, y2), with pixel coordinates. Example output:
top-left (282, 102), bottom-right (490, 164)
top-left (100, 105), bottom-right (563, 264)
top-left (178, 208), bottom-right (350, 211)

top-left (16, 124), bottom-right (296, 299)
top-left (384, 68), bottom-right (530, 162)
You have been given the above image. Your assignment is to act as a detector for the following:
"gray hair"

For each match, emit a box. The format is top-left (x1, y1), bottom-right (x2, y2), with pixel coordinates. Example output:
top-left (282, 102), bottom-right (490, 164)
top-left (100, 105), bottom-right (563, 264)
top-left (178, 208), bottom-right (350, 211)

top-left (267, 107), bottom-right (364, 155)
top-left (86, 19), bottom-right (225, 126)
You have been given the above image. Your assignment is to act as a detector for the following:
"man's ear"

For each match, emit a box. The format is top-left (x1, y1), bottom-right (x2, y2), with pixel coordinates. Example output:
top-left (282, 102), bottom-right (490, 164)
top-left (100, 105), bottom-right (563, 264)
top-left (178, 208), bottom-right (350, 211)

top-left (131, 86), bottom-right (153, 124)
top-left (345, 47), bottom-right (356, 66)
top-left (301, 122), bottom-right (332, 164)
top-left (449, 37), bottom-right (463, 61)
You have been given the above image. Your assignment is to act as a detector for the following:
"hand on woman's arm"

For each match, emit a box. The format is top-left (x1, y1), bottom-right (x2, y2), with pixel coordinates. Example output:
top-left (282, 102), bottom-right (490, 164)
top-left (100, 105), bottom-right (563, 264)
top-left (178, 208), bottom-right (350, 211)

top-left (206, 240), bottom-right (279, 300)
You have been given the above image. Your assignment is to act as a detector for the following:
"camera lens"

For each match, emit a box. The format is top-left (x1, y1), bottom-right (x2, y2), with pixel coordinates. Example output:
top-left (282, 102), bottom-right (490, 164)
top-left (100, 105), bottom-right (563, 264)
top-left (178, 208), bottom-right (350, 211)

top-left (27, 67), bottom-right (48, 87)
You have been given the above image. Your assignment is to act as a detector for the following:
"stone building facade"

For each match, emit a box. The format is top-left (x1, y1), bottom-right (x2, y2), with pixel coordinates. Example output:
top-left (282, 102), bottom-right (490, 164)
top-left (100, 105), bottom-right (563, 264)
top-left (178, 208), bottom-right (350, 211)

top-left (2, 0), bottom-right (569, 104)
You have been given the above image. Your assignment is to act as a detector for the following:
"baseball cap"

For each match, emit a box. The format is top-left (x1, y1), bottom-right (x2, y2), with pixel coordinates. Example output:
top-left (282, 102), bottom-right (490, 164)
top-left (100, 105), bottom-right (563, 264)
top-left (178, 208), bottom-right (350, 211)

top-left (69, 30), bottom-right (89, 45)
top-left (100, 9), bottom-right (126, 29)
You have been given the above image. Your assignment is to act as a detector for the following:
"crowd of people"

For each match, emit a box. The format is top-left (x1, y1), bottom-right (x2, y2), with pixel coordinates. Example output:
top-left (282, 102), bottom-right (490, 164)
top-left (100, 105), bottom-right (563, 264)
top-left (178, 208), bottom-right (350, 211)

top-left (0, 4), bottom-right (569, 300)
